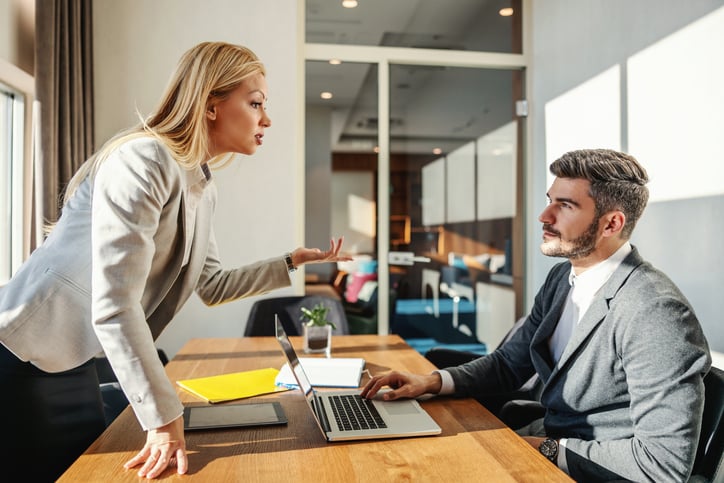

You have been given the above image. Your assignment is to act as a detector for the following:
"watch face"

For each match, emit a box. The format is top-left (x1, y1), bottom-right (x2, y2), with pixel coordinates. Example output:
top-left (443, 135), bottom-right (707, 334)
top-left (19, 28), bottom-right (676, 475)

top-left (539, 439), bottom-right (558, 461)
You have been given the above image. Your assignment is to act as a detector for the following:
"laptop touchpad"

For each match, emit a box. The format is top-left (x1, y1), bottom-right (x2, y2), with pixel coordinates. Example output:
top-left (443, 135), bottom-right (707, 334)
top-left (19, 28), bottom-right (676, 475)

top-left (384, 403), bottom-right (422, 415)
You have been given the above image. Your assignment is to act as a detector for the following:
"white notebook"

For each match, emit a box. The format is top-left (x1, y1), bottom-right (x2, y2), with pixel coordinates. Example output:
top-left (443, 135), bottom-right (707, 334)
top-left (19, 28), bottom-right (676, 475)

top-left (275, 357), bottom-right (365, 388)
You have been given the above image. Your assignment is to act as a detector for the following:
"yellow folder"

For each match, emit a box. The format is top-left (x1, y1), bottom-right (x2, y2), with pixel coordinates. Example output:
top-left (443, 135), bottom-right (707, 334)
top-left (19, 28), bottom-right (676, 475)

top-left (177, 367), bottom-right (289, 404)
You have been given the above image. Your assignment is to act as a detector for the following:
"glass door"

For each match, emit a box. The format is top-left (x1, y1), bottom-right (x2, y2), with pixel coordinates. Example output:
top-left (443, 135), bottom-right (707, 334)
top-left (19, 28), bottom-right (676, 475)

top-left (386, 65), bottom-right (525, 352)
top-left (304, 58), bottom-right (382, 337)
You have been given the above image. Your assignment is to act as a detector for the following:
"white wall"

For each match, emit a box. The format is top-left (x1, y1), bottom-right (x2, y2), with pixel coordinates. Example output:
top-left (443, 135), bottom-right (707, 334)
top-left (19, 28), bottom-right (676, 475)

top-left (0, 0), bottom-right (33, 73)
top-left (527, 0), bottom-right (724, 352)
top-left (93, 0), bottom-right (302, 357)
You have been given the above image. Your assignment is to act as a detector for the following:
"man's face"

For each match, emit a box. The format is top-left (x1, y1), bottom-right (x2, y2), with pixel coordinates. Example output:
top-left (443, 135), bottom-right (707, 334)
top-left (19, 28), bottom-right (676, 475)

top-left (539, 177), bottom-right (601, 259)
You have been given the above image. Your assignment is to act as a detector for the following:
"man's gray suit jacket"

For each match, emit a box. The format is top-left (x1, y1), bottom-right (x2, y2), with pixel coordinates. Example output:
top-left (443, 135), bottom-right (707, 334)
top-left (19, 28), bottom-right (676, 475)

top-left (447, 247), bottom-right (711, 482)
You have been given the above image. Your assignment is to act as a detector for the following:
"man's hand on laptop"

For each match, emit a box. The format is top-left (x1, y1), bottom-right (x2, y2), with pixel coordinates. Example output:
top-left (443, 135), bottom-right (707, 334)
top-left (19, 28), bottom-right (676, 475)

top-left (361, 371), bottom-right (442, 400)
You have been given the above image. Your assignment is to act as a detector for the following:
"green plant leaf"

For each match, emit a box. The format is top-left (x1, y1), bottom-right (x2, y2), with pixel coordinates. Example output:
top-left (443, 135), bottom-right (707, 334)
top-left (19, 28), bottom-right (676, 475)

top-left (299, 302), bottom-right (336, 329)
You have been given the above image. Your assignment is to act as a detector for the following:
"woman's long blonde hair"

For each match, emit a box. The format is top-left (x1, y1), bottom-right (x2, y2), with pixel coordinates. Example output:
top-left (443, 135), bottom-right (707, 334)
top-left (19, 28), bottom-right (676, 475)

top-left (62, 41), bottom-right (266, 206)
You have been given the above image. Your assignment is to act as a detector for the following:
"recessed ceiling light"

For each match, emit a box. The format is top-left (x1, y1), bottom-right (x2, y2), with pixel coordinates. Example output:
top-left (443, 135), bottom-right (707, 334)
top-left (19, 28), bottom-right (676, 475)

top-left (342, 0), bottom-right (358, 8)
top-left (499, 7), bottom-right (514, 17)
top-left (432, 148), bottom-right (442, 155)
top-left (320, 91), bottom-right (333, 100)
top-left (329, 59), bottom-right (342, 65)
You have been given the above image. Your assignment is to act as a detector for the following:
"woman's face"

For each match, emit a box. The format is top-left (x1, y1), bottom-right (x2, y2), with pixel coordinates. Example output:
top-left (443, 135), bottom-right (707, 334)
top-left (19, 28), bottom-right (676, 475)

top-left (206, 72), bottom-right (271, 158)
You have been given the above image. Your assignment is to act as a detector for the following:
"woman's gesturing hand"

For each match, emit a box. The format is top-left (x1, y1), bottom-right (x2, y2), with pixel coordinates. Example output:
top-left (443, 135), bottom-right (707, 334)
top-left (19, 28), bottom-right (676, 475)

top-left (291, 236), bottom-right (352, 266)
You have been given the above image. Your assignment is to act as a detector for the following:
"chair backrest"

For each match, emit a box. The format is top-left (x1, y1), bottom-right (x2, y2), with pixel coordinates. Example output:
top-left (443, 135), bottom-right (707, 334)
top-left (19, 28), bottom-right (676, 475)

top-left (691, 366), bottom-right (724, 482)
top-left (244, 295), bottom-right (349, 337)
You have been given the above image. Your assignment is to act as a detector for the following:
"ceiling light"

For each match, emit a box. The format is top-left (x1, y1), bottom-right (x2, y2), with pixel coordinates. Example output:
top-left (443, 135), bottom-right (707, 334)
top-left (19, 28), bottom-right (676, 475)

top-left (320, 92), bottom-right (333, 100)
top-left (499, 7), bottom-right (514, 17)
top-left (329, 59), bottom-right (342, 65)
top-left (432, 148), bottom-right (442, 155)
top-left (342, 0), bottom-right (358, 8)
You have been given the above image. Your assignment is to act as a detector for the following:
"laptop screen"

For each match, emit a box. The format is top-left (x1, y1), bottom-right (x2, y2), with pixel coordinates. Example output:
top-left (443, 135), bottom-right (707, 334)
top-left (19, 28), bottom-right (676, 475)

top-left (275, 315), bottom-right (314, 398)
top-left (276, 315), bottom-right (335, 434)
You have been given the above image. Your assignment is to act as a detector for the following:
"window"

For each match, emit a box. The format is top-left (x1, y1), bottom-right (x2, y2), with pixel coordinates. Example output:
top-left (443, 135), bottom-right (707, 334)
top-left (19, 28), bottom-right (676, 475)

top-left (0, 59), bottom-right (34, 284)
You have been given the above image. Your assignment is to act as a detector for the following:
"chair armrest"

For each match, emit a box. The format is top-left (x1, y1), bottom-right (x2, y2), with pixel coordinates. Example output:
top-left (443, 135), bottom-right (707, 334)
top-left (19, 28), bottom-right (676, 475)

top-left (424, 347), bottom-right (482, 368)
top-left (498, 399), bottom-right (546, 430)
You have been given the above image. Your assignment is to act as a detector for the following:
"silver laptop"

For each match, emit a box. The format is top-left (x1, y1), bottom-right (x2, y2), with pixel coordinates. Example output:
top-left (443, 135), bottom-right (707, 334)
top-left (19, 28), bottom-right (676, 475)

top-left (275, 315), bottom-right (441, 441)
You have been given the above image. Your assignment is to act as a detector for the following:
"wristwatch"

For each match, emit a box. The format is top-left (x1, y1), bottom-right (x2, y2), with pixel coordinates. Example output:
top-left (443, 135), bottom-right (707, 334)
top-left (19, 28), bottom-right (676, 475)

top-left (539, 437), bottom-right (558, 463)
top-left (284, 252), bottom-right (297, 273)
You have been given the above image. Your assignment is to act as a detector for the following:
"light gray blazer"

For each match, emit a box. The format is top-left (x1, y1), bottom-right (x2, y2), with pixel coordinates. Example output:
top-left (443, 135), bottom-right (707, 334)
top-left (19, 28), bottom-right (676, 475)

top-left (0, 137), bottom-right (291, 430)
top-left (447, 248), bottom-right (711, 482)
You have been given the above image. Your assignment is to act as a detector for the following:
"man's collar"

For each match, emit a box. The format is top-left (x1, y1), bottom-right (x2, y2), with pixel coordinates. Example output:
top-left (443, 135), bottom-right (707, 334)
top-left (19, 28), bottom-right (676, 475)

top-left (568, 242), bottom-right (632, 286)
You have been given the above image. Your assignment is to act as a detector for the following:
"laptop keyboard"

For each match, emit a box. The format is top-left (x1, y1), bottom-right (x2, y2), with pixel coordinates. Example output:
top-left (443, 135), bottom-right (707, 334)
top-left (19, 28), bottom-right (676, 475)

top-left (329, 394), bottom-right (387, 431)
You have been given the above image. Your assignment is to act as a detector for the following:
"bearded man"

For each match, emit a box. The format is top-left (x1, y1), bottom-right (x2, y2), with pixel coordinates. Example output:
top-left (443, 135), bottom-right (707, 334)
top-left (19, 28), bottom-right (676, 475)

top-left (362, 149), bottom-right (711, 482)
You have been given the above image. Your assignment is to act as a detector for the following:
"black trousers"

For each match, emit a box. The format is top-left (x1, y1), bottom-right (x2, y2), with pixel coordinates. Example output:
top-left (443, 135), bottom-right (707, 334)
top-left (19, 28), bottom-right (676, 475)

top-left (0, 343), bottom-right (106, 482)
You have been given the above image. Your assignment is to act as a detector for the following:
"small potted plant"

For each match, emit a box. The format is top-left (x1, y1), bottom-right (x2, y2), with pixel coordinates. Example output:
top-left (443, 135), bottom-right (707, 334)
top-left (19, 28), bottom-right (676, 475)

top-left (300, 303), bottom-right (337, 356)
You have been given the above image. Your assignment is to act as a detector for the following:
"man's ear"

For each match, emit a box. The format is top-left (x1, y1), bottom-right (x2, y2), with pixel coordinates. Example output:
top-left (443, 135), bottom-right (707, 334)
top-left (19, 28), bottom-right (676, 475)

top-left (206, 103), bottom-right (217, 121)
top-left (601, 211), bottom-right (626, 237)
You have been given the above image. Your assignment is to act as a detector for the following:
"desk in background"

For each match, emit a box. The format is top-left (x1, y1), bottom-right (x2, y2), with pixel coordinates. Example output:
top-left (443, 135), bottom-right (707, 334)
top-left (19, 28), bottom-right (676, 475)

top-left (60, 335), bottom-right (571, 482)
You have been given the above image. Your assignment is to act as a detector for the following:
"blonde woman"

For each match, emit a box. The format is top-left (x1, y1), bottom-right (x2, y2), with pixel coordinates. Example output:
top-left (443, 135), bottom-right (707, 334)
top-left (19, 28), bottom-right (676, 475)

top-left (0, 42), bottom-right (349, 480)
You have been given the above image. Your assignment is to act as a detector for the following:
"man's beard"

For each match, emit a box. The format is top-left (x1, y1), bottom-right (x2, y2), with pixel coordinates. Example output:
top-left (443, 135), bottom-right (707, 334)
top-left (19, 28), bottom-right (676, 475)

top-left (541, 217), bottom-right (600, 259)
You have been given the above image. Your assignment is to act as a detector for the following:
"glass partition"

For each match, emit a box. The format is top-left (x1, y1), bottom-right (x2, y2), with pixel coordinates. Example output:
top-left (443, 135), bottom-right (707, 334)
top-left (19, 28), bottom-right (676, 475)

top-left (304, 1), bottom-right (527, 340)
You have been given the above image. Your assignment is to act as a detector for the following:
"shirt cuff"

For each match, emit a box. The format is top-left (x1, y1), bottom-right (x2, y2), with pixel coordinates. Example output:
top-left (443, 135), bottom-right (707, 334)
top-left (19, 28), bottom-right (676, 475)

top-left (558, 438), bottom-right (570, 474)
top-left (435, 369), bottom-right (455, 395)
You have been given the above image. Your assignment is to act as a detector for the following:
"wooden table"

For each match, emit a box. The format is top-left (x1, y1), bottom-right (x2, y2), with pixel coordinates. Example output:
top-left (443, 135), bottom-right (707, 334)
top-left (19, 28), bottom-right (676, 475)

top-left (60, 335), bottom-right (572, 482)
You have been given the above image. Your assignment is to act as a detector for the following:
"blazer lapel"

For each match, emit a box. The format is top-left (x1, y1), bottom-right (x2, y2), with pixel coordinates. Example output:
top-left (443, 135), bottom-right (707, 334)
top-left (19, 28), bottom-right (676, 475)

top-left (148, 181), bottom-right (214, 337)
top-left (548, 247), bottom-right (645, 379)
top-left (531, 273), bottom-right (572, 382)
top-left (552, 296), bottom-right (608, 373)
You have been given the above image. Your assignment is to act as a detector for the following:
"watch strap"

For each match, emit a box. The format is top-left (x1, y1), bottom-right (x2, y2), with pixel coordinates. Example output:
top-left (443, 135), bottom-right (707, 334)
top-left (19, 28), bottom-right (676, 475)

top-left (284, 252), bottom-right (297, 273)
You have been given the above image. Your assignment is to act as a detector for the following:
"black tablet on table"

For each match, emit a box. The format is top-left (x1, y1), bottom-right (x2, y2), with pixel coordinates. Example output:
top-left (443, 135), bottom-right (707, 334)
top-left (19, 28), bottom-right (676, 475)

top-left (183, 401), bottom-right (287, 431)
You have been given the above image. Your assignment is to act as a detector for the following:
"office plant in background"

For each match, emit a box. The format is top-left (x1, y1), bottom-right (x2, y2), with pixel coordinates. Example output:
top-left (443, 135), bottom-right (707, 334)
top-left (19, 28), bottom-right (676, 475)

top-left (300, 303), bottom-right (337, 356)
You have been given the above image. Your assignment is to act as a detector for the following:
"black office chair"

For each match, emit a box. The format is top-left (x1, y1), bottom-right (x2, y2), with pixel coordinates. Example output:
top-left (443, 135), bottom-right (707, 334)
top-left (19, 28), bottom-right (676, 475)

top-left (244, 295), bottom-right (350, 337)
top-left (95, 348), bottom-right (169, 427)
top-left (690, 366), bottom-right (724, 483)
